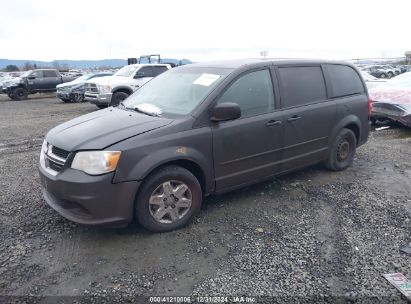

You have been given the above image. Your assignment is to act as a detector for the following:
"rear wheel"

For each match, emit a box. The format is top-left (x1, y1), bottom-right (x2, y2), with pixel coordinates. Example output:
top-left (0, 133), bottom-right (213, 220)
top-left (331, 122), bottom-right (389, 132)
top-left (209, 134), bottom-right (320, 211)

top-left (387, 72), bottom-right (394, 79)
top-left (12, 87), bottom-right (28, 100)
top-left (96, 105), bottom-right (106, 109)
top-left (379, 73), bottom-right (387, 79)
top-left (135, 166), bottom-right (202, 232)
top-left (110, 91), bottom-right (129, 106)
top-left (324, 128), bottom-right (357, 171)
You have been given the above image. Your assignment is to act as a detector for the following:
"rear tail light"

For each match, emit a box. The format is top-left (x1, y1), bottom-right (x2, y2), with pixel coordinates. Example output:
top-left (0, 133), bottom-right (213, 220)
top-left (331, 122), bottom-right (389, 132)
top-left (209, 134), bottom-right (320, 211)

top-left (368, 97), bottom-right (372, 118)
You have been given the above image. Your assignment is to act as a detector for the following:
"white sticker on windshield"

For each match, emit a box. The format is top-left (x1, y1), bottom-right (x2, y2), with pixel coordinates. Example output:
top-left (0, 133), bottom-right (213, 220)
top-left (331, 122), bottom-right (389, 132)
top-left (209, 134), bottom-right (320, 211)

top-left (193, 73), bottom-right (221, 86)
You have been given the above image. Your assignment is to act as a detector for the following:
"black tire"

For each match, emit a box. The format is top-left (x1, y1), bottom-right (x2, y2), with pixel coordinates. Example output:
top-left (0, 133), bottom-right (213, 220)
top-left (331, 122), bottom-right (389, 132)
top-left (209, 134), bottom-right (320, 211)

top-left (12, 87), bottom-right (28, 100)
top-left (324, 128), bottom-right (357, 171)
top-left (70, 93), bottom-right (84, 103)
top-left (110, 91), bottom-right (129, 106)
top-left (379, 73), bottom-right (387, 79)
top-left (135, 166), bottom-right (202, 232)
top-left (61, 98), bottom-right (71, 103)
top-left (96, 105), bottom-right (107, 109)
top-left (387, 72), bottom-right (394, 79)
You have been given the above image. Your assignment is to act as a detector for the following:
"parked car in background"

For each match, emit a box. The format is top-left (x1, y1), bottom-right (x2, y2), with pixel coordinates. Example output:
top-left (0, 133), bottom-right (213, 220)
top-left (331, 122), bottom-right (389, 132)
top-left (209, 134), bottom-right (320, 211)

top-left (56, 72), bottom-right (113, 103)
top-left (361, 71), bottom-right (387, 90)
top-left (39, 59), bottom-right (370, 232)
top-left (2, 69), bottom-right (78, 100)
top-left (387, 65), bottom-right (401, 76)
top-left (84, 64), bottom-right (171, 108)
top-left (367, 65), bottom-right (395, 79)
top-left (369, 72), bottom-right (411, 127)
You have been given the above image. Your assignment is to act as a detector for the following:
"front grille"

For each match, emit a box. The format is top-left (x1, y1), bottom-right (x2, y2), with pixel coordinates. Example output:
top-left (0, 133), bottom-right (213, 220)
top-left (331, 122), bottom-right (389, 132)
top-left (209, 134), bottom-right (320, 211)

top-left (48, 160), bottom-right (64, 172)
top-left (85, 83), bottom-right (98, 93)
top-left (43, 144), bottom-right (70, 174)
top-left (57, 86), bottom-right (70, 92)
top-left (52, 146), bottom-right (70, 159)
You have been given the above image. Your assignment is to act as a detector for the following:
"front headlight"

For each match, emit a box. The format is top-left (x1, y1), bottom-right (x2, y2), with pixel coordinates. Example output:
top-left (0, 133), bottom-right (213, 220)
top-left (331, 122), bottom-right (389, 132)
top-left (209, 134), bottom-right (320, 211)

top-left (71, 151), bottom-right (121, 175)
top-left (98, 85), bottom-right (112, 93)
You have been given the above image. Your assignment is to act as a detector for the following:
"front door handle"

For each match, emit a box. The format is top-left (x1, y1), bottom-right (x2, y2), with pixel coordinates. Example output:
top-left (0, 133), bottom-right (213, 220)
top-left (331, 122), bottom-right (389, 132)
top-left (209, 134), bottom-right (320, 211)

top-left (287, 115), bottom-right (302, 122)
top-left (266, 120), bottom-right (282, 127)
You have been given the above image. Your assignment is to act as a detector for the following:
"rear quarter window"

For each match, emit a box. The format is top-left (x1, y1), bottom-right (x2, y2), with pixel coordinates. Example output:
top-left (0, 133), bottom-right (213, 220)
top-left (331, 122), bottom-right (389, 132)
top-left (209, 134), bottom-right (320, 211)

top-left (326, 64), bottom-right (365, 98)
top-left (278, 66), bottom-right (326, 108)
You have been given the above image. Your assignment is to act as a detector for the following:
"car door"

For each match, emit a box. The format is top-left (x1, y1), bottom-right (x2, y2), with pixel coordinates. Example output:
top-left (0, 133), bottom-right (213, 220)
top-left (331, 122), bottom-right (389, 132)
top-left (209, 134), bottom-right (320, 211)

top-left (212, 68), bottom-right (284, 192)
top-left (133, 66), bottom-right (154, 89)
top-left (27, 70), bottom-right (45, 90)
top-left (276, 65), bottom-right (337, 173)
top-left (43, 70), bottom-right (60, 90)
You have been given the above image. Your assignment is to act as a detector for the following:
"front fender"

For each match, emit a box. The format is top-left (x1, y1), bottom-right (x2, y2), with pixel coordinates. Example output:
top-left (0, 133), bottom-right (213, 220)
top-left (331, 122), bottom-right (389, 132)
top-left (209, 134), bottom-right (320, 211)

top-left (113, 146), bottom-right (213, 192)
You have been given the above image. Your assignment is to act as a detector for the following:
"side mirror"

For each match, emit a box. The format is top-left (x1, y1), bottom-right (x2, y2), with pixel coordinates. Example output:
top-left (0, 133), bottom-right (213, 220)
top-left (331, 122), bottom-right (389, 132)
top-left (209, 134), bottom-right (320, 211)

top-left (134, 73), bottom-right (145, 79)
top-left (28, 75), bottom-right (36, 80)
top-left (211, 102), bottom-right (241, 122)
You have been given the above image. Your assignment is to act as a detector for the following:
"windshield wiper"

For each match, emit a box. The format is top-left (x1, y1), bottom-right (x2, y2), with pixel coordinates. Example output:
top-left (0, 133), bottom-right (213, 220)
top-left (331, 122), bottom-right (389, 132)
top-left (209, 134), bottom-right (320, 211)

top-left (128, 103), bottom-right (162, 117)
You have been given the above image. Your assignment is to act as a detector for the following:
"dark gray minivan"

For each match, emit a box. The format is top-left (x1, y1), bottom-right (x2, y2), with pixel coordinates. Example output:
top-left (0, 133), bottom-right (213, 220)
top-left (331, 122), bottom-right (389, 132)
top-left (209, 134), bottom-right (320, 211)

top-left (39, 59), bottom-right (370, 232)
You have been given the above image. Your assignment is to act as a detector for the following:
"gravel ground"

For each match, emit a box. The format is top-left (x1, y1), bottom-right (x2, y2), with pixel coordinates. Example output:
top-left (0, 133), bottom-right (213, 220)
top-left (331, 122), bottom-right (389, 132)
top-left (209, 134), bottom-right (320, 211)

top-left (0, 94), bottom-right (410, 303)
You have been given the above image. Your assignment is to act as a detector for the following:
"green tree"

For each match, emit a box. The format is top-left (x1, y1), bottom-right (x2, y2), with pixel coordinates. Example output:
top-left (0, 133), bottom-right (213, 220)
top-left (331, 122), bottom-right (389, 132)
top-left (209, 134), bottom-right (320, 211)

top-left (5, 65), bottom-right (19, 72)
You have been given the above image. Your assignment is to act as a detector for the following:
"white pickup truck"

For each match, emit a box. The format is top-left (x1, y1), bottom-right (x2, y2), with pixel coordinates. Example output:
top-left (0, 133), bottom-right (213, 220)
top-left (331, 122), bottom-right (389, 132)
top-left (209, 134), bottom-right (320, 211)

top-left (84, 64), bottom-right (171, 108)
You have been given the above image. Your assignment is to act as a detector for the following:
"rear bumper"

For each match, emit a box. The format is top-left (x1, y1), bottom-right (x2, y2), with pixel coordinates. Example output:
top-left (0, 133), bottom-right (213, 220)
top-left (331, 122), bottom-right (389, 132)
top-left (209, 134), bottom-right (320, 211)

top-left (39, 165), bottom-right (140, 227)
top-left (85, 92), bottom-right (112, 105)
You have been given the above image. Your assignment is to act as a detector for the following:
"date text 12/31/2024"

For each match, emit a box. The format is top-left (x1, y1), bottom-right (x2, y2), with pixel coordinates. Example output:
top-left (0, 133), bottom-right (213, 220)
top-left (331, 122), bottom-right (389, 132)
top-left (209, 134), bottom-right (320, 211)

top-left (149, 296), bottom-right (257, 303)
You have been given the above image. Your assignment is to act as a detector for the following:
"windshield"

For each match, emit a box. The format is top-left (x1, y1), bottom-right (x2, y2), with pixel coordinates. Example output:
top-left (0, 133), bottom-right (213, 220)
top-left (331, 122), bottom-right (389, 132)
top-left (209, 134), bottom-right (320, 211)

top-left (386, 72), bottom-right (411, 89)
top-left (114, 65), bottom-right (139, 77)
top-left (123, 67), bottom-right (232, 115)
top-left (21, 70), bottom-right (32, 78)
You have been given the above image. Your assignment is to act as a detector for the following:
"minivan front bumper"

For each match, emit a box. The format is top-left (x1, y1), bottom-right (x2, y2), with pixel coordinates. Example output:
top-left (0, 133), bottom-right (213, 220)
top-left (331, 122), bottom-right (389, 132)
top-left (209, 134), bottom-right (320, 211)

top-left (39, 165), bottom-right (140, 227)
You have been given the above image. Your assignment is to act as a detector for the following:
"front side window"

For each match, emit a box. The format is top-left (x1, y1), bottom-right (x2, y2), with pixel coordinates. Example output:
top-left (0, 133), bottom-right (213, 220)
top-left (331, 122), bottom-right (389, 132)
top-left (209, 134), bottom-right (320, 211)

top-left (217, 69), bottom-right (275, 117)
top-left (44, 70), bottom-right (57, 77)
top-left (278, 66), bottom-right (326, 108)
top-left (136, 66), bottom-right (154, 77)
top-left (31, 70), bottom-right (44, 78)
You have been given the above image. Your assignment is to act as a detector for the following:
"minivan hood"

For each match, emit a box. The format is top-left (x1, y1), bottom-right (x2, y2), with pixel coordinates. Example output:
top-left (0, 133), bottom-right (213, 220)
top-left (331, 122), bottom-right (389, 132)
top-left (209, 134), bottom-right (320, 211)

top-left (86, 75), bottom-right (132, 86)
top-left (45, 107), bottom-right (173, 151)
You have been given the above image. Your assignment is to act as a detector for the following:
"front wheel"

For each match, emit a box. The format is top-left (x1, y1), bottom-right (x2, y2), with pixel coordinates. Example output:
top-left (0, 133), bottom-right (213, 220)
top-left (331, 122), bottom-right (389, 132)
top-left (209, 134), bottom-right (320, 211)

top-left (11, 87), bottom-right (28, 100)
top-left (135, 166), bottom-right (202, 232)
top-left (324, 128), bottom-right (357, 171)
top-left (379, 73), bottom-right (387, 79)
top-left (70, 93), bottom-right (84, 103)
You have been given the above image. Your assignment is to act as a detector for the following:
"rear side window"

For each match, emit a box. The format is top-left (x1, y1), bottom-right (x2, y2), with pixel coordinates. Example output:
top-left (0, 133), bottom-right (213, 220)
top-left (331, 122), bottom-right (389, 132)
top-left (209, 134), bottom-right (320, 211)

top-left (217, 69), bottom-right (274, 118)
top-left (327, 64), bottom-right (365, 98)
top-left (154, 66), bottom-right (168, 76)
top-left (278, 66), bottom-right (326, 108)
top-left (44, 70), bottom-right (57, 77)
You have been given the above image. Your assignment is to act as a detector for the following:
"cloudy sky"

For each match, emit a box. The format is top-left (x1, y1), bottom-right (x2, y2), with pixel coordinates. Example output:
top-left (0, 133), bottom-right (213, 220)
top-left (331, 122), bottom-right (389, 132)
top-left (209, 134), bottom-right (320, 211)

top-left (0, 0), bottom-right (410, 62)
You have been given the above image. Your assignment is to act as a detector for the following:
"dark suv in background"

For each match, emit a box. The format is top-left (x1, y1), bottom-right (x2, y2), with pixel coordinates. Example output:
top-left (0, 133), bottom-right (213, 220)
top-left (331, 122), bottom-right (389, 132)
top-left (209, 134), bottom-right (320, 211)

top-left (39, 59), bottom-right (370, 232)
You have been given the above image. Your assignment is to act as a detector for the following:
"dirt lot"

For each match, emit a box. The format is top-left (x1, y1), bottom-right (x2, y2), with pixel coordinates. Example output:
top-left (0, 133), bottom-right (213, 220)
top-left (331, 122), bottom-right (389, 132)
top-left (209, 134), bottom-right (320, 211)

top-left (0, 94), bottom-right (410, 303)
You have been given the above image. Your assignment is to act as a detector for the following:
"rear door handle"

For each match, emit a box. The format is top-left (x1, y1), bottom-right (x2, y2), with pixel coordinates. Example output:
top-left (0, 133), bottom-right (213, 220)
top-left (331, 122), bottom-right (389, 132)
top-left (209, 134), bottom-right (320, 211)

top-left (266, 120), bottom-right (282, 127)
top-left (287, 115), bottom-right (302, 122)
